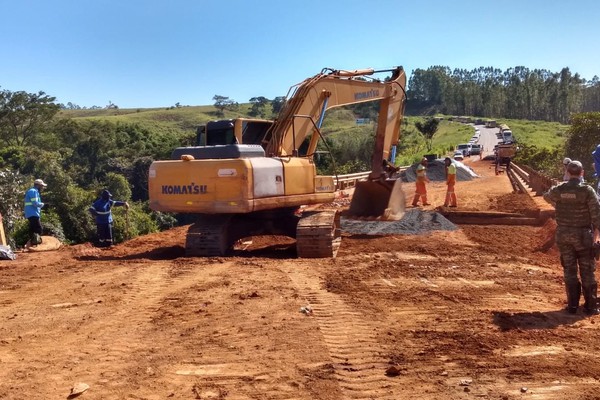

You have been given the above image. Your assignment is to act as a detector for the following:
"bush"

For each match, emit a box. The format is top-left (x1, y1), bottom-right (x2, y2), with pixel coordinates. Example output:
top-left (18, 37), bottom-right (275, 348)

top-left (110, 202), bottom-right (159, 244)
top-left (151, 211), bottom-right (178, 231)
top-left (0, 169), bottom-right (26, 247)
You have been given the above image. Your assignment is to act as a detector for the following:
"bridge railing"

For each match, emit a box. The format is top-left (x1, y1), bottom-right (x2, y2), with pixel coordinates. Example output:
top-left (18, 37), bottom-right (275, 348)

top-left (333, 166), bottom-right (410, 191)
top-left (513, 163), bottom-right (558, 195)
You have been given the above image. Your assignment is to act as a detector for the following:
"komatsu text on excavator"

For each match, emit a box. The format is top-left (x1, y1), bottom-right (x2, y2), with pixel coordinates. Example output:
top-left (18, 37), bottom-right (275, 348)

top-left (149, 67), bottom-right (407, 257)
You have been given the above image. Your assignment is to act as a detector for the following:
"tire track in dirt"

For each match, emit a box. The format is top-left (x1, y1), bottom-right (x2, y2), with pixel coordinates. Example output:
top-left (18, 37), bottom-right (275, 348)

top-left (282, 262), bottom-right (402, 400)
top-left (164, 261), bottom-right (331, 400)
top-left (83, 262), bottom-right (201, 371)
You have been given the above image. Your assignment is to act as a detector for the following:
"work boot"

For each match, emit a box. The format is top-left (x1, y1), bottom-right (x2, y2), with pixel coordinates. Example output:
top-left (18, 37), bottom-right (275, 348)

top-left (32, 233), bottom-right (42, 246)
top-left (566, 283), bottom-right (581, 314)
top-left (583, 283), bottom-right (599, 315)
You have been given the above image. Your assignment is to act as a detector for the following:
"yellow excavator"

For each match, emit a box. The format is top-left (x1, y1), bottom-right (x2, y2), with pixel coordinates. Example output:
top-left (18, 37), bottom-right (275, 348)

top-left (148, 67), bottom-right (407, 257)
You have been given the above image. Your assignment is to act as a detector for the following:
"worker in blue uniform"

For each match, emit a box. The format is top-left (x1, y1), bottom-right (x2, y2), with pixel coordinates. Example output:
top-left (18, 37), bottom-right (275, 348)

top-left (24, 178), bottom-right (48, 246)
top-left (88, 189), bottom-right (129, 247)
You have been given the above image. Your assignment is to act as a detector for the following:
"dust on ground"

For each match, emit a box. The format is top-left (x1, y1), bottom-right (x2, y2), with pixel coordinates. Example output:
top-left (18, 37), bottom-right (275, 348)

top-left (3, 156), bottom-right (599, 400)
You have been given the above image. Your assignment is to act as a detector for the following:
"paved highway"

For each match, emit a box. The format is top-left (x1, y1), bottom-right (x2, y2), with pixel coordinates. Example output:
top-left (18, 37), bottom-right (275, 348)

top-left (473, 124), bottom-right (501, 158)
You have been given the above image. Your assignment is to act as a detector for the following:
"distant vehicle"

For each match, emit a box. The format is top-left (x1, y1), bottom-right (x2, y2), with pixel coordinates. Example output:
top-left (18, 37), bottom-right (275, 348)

top-left (470, 144), bottom-right (481, 155)
top-left (494, 143), bottom-right (519, 174)
top-left (457, 143), bottom-right (471, 156)
top-left (498, 124), bottom-right (513, 143)
top-left (453, 150), bottom-right (464, 161)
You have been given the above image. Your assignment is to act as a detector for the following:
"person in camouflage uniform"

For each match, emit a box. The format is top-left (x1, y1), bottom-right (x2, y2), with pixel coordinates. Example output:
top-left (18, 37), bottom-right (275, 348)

top-left (544, 160), bottom-right (600, 315)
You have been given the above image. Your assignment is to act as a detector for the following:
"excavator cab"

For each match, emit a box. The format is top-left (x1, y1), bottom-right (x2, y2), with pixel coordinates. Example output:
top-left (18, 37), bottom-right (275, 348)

top-left (196, 118), bottom-right (274, 146)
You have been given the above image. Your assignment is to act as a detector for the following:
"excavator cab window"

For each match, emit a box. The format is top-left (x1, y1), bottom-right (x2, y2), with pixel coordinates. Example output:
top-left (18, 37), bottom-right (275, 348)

top-left (241, 120), bottom-right (273, 146)
top-left (203, 120), bottom-right (237, 146)
top-left (195, 125), bottom-right (206, 146)
top-left (196, 119), bottom-right (274, 147)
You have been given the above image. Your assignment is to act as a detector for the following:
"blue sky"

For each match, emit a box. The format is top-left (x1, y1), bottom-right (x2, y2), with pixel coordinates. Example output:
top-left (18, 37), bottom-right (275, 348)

top-left (1, 0), bottom-right (599, 108)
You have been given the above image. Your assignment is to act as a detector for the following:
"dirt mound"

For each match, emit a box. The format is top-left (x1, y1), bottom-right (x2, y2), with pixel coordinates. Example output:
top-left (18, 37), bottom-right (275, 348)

top-left (534, 218), bottom-right (558, 254)
top-left (489, 192), bottom-right (539, 215)
top-left (71, 226), bottom-right (188, 260)
top-left (26, 236), bottom-right (62, 252)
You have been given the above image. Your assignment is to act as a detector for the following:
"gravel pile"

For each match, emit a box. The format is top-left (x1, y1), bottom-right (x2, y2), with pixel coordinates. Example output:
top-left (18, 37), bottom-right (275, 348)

top-left (341, 209), bottom-right (458, 235)
top-left (402, 159), bottom-right (478, 182)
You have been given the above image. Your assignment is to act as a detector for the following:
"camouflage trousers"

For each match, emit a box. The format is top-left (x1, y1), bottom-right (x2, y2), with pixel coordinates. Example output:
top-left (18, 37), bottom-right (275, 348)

top-left (556, 226), bottom-right (597, 288)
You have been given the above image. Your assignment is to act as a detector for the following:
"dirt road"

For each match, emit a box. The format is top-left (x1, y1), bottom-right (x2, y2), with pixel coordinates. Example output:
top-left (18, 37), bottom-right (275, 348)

top-left (1, 157), bottom-right (600, 400)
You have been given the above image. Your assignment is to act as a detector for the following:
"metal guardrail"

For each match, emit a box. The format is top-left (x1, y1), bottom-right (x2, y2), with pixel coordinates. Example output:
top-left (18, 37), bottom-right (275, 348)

top-left (512, 163), bottom-right (558, 195)
top-left (509, 162), bottom-right (559, 195)
top-left (335, 171), bottom-right (371, 190)
top-left (334, 166), bottom-right (410, 191)
top-left (507, 163), bottom-right (530, 194)
top-left (335, 162), bottom-right (558, 197)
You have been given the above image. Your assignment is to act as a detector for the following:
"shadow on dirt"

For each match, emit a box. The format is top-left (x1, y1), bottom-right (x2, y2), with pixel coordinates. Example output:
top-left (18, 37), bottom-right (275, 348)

top-left (76, 243), bottom-right (299, 261)
top-left (492, 310), bottom-right (587, 331)
top-left (231, 243), bottom-right (297, 259)
top-left (76, 245), bottom-right (186, 261)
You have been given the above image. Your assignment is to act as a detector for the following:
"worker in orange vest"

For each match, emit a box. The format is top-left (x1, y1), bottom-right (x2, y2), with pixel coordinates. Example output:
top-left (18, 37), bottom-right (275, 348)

top-left (411, 157), bottom-right (430, 207)
top-left (443, 157), bottom-right (458, 207)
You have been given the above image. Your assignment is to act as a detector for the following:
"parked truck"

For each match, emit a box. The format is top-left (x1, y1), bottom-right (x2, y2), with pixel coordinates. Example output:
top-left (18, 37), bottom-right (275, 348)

top-left (498, 124), bottom-right (513, 143)
top-left (494, 143), bottom-right (517, 175)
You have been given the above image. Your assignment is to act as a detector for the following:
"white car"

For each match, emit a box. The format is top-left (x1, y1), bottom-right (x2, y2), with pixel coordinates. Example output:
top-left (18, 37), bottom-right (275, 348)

top-left (453, 150), bottom-right (464, 161)
top-left (457, 143), bottom-right (471, 156)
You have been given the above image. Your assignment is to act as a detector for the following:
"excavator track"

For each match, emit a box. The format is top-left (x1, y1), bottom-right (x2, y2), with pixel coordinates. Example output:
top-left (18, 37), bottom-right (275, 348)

top-left (185, 215), bottom-right (233, 256)
top-left (296, 210), bottom-right (341, 258)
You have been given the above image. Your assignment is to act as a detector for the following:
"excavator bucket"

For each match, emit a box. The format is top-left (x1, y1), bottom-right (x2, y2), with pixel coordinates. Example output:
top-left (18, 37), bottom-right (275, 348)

top-left (348, 179), bottom-right (405, 220)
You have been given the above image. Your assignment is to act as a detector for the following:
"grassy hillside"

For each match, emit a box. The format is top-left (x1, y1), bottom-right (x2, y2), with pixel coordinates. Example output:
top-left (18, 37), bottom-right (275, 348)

top-left (62, 105), bottom-right (569, 167)
top-left (494, 118), bottom-right (568, 149)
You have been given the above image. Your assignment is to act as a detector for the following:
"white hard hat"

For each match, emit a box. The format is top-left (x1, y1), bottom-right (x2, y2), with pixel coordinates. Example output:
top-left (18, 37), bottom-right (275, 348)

top-left (34, 179), bottom-right (48, 187)
top-left (563, 157), bottom-right (572, 165)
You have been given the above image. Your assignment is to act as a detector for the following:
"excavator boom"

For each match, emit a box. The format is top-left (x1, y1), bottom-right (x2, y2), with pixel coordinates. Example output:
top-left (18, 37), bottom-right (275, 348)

top-left (264, 67), bottom-right (406, 164)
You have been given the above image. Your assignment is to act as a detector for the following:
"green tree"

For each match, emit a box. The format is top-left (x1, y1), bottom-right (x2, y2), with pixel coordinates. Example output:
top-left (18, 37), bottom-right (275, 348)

top-left (249, 96), bottom-right (270, 118)
top-left (212, 95), bottom-right (238, 116)
top-left (0, 89), bottom-right (60, 146)
top-left (563, 112), bottom-right (600, 180)
top-left (414, 118), bottom-right (440, 152)
top-left (102, 172), bottom-right (132, 202)
top-left (0, 169), bottom-right (25, 247)
top-left (130, 156), bottom-right (154, 201)
top-left (271, 96), bottom-right (286, 116)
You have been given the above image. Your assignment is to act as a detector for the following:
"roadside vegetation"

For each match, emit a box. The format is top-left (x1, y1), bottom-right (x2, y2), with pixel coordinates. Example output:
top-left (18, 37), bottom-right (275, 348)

top-left (1, 65), bottom-right (599, 247)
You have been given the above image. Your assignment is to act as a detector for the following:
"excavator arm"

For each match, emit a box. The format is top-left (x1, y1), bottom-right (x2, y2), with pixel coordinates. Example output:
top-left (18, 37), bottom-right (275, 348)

top-left (264, 67), bottom-right (407, 173)
top-left (263, 67), bottom-right (407, 219)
